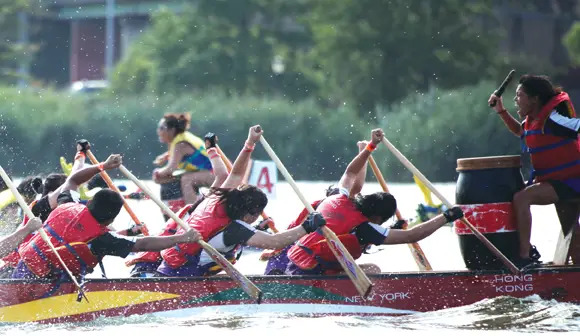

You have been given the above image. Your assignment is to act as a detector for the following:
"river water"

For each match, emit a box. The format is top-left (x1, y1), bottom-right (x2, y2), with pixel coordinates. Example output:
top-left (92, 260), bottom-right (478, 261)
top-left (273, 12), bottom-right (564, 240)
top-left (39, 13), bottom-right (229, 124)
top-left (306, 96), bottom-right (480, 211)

top-left (1, 181), bottom-right (578, 335)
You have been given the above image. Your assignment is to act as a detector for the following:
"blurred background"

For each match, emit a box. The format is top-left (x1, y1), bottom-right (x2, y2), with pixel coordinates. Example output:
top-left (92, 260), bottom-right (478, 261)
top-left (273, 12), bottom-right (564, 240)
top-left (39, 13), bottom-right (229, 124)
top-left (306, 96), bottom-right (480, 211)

top-left (0, 0), bottom-right (579, 182)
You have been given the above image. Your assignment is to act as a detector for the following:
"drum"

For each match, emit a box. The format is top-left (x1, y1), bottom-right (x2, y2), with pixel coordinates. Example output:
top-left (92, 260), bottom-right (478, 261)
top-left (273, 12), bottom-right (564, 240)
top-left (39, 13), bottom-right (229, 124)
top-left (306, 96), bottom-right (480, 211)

top-left (455, 155), bottom-right (524, 270)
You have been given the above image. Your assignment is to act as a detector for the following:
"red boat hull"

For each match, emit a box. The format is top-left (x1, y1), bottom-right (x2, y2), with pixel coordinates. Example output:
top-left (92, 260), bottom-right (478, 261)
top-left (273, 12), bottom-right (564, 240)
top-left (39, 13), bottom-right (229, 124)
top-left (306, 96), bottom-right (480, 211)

top-left (0, 266), bottom-right (578, 323)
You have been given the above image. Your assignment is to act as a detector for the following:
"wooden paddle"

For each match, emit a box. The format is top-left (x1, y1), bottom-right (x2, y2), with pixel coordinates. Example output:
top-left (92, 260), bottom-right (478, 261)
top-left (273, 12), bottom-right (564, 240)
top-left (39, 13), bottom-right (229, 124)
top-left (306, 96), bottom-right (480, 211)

top-left (380, 137), bottom-right (520, 273)
top-left (119, 165), bottom-right (263, 303)
top-left (259, 136), bottom-right (373, 297)
top-left (85, 150), bottom-right (150, 236)
top-left (215, 145), bottom-right (279, 233)
top-left (0, 166), bottom-right (89, 302)
top-left (368, 156), bottom-right (432, 271)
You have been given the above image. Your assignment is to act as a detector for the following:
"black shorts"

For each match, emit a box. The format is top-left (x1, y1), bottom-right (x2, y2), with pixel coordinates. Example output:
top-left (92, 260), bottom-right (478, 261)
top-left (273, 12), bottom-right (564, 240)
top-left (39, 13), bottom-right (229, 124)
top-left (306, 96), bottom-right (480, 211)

top-left (547, 180), bottom-right (580, 201)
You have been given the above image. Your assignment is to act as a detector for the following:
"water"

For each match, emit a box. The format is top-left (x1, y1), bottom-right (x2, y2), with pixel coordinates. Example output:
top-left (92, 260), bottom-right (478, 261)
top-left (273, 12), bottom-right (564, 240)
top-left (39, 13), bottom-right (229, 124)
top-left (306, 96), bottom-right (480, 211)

top-left (2, 181), bottom-right (579, 334)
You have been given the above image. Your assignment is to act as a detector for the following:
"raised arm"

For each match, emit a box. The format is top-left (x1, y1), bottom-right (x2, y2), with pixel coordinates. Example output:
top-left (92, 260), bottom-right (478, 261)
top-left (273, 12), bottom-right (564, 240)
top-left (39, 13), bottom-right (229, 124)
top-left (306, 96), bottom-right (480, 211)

top-left (488, 95), bottom-right (523, 136)
top-left (204, 133), bottom-right (228, 188)
top-left (221, 125), bottom-right (262, 189)
top-left (245, 212), bottom-right (326, 249)
top-left (338, 129), bottom-right (383, 195)
top-left (47, 154), bottom-right (122, 208)
top-left (350, 141), bottom-right (370, 197)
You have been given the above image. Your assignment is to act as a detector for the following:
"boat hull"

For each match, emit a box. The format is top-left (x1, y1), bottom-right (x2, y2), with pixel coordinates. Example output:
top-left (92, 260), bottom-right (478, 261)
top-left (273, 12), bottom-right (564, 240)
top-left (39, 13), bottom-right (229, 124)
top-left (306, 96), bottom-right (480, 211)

top-left (0, 266), bottom-right (578, 323)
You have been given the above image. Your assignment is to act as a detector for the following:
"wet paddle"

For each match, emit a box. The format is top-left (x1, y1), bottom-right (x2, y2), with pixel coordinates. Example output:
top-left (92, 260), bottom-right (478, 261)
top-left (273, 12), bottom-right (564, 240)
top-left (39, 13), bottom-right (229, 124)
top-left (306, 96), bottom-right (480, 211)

top-left (86, 150), bottom-right (150, 236)
top-left (259, 136), bottom-right (373, 298)
top-left (380, 138), bottom-right (520, 273)
top-left (119, 165), bottom-right (263, 303)
top-left (368, 156), bottom-right (432, 271)
top-left (0, 166), bottom-right (89, 302)
top-left (215, 145), bottom-right (279, 233)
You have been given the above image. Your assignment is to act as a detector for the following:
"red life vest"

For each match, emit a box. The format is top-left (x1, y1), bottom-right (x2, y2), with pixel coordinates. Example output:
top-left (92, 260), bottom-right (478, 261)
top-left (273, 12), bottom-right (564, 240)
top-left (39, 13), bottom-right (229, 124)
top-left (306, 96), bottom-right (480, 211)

top-left (287, 194), bottom-right (368, 270)
top-left (2, 200), bottom-right (38, 268)
top-left (18, 203), bottom-right (108, 277)
top-left (161, 196), bottom-right (231, 268)
top-left (125, 204), bottom-right (193, 267)
top-left (522, 92), bottom-right (580, 182)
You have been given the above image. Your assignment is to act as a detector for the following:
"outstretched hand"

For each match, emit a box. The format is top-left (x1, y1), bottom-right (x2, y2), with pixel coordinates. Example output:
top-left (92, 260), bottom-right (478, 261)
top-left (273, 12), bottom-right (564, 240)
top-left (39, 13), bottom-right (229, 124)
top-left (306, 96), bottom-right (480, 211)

top-left (488, 94), bottom-right (505, 113)
top-left (204, 132), bottom-right (218, 149)
top-left (247, 125), bottom-right (263, 144)
top-left (103, 154), bottom-right (123, 170)
top-left (181, 229), bottom-right (201, 243)
top-left (370, 128), bottom-right (384, 145)
top-left (357, 141), bottom-right (368, 152)
top-left (302, 212), bottom-right (326, 234)
top-left (443, 206), bottom-right (464, 223)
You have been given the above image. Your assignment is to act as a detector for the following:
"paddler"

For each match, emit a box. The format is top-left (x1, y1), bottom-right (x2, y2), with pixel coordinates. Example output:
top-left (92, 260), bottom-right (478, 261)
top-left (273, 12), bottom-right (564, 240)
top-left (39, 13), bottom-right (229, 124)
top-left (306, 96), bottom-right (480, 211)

top-left (12, 186), bottom-right (201, 280)
top-left (281, 128), bottom-right (464, 275)
top-left (156, 125), bottom-right (327, 277)
top-left (153, 112), bottom-right (214, 213)
top-left (489, 74), bottom-right (580, 268)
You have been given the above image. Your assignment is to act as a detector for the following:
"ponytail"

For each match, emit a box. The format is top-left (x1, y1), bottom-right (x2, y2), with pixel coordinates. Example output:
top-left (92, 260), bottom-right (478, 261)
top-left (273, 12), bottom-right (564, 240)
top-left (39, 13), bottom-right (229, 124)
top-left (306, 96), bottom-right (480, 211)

top-left (163, 112), bottom-right (191, 134)
top-left (213, 185), bottom-right (268, 220)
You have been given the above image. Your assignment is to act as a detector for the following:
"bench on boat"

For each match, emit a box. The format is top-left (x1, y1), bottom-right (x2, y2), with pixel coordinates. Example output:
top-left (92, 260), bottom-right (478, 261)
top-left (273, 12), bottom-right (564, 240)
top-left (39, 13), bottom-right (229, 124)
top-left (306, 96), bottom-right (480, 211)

top-left (553, 199), bottom-right (580, 265)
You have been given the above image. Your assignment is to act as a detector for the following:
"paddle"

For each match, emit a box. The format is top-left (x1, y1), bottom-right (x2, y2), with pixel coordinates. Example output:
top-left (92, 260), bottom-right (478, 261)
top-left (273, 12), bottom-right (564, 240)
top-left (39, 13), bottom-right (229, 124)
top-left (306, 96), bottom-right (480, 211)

top-left (368, 156), bottom-right (432, 271)
top-left (119, 165), bottom-right (263, 303)
top-left (215, 145), bottom-right (279, 233)
top-left (380, 138), bottom-right (520, 273)
top-left (259, 136), bottom-right (373, 298)
top-left (85, 150), bottom-right (150, 236)
top-left (0, 166), bottom-right (89, 302)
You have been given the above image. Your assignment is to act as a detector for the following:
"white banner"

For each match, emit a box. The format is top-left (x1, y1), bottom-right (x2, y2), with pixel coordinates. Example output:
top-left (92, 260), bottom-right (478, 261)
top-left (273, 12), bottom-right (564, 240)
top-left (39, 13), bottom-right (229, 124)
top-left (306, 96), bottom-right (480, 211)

top-left (247, 160), bottom-right (277, 199)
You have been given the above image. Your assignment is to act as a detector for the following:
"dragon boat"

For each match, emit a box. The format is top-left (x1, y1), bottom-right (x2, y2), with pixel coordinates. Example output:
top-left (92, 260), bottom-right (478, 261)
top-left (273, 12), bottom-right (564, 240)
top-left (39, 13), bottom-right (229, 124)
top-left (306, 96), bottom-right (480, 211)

top-left (0, 265), bottom-right (578, 323)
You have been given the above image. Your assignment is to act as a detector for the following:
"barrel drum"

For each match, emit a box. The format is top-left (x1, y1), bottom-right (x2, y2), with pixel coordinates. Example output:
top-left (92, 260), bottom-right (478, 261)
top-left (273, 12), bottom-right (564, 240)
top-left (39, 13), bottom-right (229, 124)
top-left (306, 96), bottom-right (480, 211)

top-left (455, 155), bottom-right (525, 270)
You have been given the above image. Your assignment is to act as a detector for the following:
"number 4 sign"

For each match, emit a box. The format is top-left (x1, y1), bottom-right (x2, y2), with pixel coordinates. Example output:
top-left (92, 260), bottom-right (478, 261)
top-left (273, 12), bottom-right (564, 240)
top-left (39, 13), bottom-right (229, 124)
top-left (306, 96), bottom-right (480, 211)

top-left (247, 160), bottom-right (277, 199)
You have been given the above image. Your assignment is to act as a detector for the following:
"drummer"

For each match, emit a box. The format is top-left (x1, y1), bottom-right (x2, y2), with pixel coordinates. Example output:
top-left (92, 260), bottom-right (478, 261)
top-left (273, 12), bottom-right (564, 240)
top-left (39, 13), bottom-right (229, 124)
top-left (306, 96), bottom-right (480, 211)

top-left (489, 74), bottom-right (580, 268)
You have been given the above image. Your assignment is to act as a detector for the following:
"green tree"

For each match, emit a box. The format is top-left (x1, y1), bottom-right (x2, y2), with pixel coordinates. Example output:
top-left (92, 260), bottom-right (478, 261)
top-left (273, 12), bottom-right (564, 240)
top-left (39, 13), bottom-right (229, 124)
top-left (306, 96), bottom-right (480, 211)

top-left (112, 0), bottom-right (312, 97)
top-left (564, 22), bottom-right (580, 65)
top-left (0, 0), bottom-right (35, 84)
top-left (299, 0), bottom-right (500, 118)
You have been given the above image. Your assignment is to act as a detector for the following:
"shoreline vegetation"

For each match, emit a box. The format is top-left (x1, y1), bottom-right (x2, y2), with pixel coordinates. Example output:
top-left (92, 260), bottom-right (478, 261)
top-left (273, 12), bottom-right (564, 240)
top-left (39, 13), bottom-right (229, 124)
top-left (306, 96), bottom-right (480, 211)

top-left (0, 81), bottom-right (523, 182)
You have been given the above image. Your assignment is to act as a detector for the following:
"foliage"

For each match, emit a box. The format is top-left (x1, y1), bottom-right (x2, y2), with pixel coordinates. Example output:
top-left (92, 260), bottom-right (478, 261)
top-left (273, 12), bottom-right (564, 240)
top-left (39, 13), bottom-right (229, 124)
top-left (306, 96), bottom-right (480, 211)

top-left (112, 1), bottom-right (313, 98)
top-left (0, 82), bottom-right (527, 183)
top-left (0, 0), bottom-right (37, 85)
top-left (376, 81), bottom-right (523, 181)
top-left (564, 22), bottom-right (580, 66)
top-left (298, 0), bottom-right (501, 117)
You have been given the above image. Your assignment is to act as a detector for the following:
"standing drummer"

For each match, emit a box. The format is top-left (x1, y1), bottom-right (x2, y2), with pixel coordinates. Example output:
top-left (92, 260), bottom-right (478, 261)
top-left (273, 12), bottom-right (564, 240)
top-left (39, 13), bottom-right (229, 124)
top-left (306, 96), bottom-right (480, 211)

top-left (489, 74), bottom-right (580, 268)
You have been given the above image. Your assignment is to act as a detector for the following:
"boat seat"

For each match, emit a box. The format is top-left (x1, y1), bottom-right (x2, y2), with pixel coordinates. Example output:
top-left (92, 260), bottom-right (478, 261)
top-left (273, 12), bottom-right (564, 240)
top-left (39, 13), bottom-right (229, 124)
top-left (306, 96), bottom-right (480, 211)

top-left (552, 199), bottom-right (580, 265)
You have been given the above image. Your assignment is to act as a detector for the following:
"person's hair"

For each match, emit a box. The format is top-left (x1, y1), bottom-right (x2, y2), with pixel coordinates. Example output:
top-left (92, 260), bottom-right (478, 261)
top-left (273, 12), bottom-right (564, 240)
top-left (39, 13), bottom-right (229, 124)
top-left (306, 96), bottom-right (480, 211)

top-left (354, 192), bottom-right (397, 222)
top-left (41, 173), bottom-right (67, 196)
top-left (518, 75), bottom-right (563, 107)
top-left (213, 185), bottom-right (268, 220)
top-left (17, 176), bottom-right (42, 200)
top-left (87, 189), bottom-right (124, 224)
top-left (325, 184), bottom-right (340, 197)
top-left (0, 176), bottom-right (9, 192)
top-left (162, 112), bottom-right (191, 134)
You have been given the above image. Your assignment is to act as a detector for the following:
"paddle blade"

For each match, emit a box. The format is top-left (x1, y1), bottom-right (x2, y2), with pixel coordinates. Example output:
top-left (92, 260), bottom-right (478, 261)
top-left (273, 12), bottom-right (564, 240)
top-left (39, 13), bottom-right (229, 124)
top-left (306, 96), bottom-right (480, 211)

top-left (321, 226), bottom-right (373, 297)
top-left (198, 241), bottom-right (262, 303)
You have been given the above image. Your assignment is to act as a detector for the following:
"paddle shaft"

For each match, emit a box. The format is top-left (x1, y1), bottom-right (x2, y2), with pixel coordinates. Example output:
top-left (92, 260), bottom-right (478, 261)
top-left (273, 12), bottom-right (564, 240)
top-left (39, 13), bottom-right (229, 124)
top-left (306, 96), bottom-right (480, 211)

top-left (259, 136), bottom-right (373, 297)
top-left (0, 166), bottom-right (86, 296)
top-left (119, 165), bottom-right (263, 303)
top-left (215, 145), bottom-right (278, 233)
top-left (368, 156), bottom-right (432, 271)
top-left (380, 138), bottom-right (520, 273)
top-left (85, 150), bottom-right (149, 236)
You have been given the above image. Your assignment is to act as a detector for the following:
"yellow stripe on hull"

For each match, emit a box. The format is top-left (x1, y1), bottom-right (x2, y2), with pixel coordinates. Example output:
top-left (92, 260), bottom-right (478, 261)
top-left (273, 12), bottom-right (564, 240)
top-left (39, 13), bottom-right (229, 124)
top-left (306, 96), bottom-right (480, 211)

top-left (0, 291), bottom-right (179, 322)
